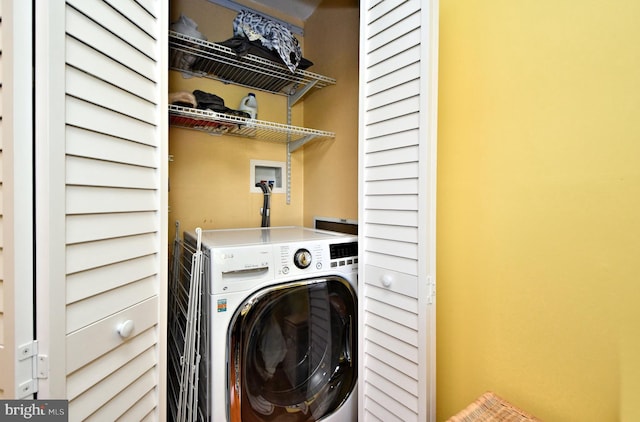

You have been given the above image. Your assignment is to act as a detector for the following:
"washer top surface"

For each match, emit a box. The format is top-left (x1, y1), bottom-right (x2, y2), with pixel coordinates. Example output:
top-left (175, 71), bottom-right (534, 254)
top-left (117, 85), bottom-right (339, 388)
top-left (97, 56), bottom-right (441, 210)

top-left (195, 226), bottom-right (354, 248)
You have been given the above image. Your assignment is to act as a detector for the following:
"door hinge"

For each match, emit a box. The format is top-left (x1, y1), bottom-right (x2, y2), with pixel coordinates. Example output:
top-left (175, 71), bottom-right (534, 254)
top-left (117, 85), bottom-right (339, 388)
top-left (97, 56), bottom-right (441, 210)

top-left (17, 340), bottom-right (49, 397)
top-left (427, 276), bottom-right (436, 305)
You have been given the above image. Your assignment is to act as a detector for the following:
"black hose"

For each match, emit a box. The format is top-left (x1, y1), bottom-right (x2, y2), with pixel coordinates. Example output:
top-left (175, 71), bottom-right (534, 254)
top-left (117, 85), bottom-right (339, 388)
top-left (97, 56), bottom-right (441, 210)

top-left (255, 181), bottom-right (272, 227)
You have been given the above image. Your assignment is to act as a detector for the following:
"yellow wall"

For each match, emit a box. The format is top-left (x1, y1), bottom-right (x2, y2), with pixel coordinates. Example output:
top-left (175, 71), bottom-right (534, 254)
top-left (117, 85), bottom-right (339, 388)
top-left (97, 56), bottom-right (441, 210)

top-left (437, 1), bottom-right (640, 421)
top-left (302, 0), bottom-right (359, 226)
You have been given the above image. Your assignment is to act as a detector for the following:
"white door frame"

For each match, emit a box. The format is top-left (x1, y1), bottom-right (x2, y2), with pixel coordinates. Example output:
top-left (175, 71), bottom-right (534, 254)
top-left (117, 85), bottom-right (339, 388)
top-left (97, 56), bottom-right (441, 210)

top-left (33, 0), bottom-right (68, 397)
top-left (0, 0), bottom-right (35, 400)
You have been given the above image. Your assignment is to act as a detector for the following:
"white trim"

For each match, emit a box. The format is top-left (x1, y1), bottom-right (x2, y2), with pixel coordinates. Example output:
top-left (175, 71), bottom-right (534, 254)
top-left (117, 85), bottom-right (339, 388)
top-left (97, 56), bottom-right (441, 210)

top-left (157, 1), bottom-right (170, 419)
top-left (34, 0), bottom-right (67, 397)
top-left (0, 0), bottom-right (35, 399)
top-left (417, 1), bottom-right (439, 420)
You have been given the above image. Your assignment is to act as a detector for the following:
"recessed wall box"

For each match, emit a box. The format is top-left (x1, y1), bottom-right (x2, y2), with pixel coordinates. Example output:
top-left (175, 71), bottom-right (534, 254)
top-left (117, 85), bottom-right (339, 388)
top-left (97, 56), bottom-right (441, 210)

top-left (250, 160), bottom-right (285, 194)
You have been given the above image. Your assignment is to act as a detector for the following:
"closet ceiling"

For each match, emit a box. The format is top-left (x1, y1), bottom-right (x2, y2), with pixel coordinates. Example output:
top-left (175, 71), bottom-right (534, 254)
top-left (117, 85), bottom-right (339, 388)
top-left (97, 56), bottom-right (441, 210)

top-left (240, 0), bottom-right (322, 21)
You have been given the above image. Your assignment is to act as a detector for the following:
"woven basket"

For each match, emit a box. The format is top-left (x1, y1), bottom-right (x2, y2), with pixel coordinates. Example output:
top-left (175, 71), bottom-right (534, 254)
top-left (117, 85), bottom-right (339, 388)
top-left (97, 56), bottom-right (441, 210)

top-left (447, 392), bottom-right (541, 422)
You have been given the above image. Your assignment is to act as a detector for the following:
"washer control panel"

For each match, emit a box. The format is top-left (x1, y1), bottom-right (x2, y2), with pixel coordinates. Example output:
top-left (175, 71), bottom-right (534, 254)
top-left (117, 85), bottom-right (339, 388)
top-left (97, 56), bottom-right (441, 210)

top-left (276, 240), bottom-right (357, 278)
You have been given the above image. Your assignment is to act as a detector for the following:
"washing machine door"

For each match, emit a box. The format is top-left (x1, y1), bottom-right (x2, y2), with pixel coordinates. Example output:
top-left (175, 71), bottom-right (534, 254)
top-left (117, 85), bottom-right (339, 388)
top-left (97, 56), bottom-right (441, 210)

top-left (228, 276), bottom-right (357, 422)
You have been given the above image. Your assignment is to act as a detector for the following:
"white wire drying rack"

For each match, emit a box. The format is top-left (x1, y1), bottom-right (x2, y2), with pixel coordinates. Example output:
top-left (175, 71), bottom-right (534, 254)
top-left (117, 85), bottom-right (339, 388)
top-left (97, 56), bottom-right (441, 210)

top-left (168, 223), bottom-right (205, 422)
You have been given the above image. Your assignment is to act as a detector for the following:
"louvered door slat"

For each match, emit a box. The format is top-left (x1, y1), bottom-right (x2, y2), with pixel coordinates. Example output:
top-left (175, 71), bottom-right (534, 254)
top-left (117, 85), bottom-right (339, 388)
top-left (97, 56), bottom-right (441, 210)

top-left (67, 327), bottom-right (157, 399)
top-left (365, 222), bottom-right (419, 242)
top-left (68, 352), bottom-right (156, 420)
top-left (366, 297), bottom-right (419, 330)
top-left (364, 381), bottom-right (416, 421)
top-left (67, 0), bottom-right (156, 54)
top-left (66, 233), bottom-right (157, 274)
top-left (366, 313), bottom-right (418, 346)
top-left (366, 283), bottom-right (419, 313)
top-left (366, 129), bottom-right (420, 152)
top-left (365, 326), bottom-right (419, 364)
top-left (366, 236), bottom-right (418, 260)
top-left (66, 37), bottom-right (156, 103)
top-left (105, 0), bottom-right (158, 36)
top-left (366, 113), bottom-right (420, 138)
top-left (368, 78), bottom-right (420, 109)
top-left (369, 10), bottom-right (420, 54)
top-left (366, 195), bottom-right (419, 212)
top-left (66, 126), bottom-right (156, 167)
top-left (369, 29), bottom-right (421, 69)
top-left (367, 0), bottom-right (406, 25)
top-left (67, 156), bottom-right (157, 189)
top-left (367, 145), bottom-right (420, 166)
top-left (367, 161), bottom-right (419, 181)
top-left (67, 186), bottom-right (157, 214)
top-left (366, 368), bottom-right (418, 413)
top-left (90, 368), bottom-right (157, 420)
top-left (66, 6), bottom-right (155, 79)
top-left (67, 97), bottom-right (155, 145)
top-left (367, 96), bottom-right (421, 125)
top-left (67, 212), bottom-right (157, 244)
top-left (366, 179), bottom-right (419, 196)
top-left (66, 255), bottom-right (156, 304)
top-left (126, 0), bottom-right (156, 17)
top-left (364, 397), bottom-right (404, 422)
top-left (66, 66), bottom-right (156, 124)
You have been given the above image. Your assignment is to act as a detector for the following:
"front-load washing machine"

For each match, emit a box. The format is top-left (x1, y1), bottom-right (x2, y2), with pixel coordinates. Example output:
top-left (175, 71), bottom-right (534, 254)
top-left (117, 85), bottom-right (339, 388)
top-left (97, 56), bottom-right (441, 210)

top-left (183, 226), bottom-right (358, 422)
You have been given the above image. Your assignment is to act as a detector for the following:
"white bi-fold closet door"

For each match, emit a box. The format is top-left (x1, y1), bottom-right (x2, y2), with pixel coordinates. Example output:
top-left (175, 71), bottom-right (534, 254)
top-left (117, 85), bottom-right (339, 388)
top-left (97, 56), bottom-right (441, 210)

top-left (358, 0), bottom-right (439, 421)
top-left (38, 0), bottom-right (168, 418)
top-left (1, 0), bottom-right (168, 420)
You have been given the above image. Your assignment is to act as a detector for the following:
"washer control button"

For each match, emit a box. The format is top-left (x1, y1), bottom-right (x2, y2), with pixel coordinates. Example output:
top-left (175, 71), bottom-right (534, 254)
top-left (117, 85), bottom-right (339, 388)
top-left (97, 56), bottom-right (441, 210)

top-left (293, 248), bottom-right (312, 269)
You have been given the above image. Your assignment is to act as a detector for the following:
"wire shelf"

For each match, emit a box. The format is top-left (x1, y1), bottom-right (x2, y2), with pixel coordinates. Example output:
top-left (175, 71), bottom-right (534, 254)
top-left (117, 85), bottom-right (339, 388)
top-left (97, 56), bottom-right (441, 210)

top-left (169, 31), bottom-right (336, 99)
top-left (169, 104), bottom-right (335, 151)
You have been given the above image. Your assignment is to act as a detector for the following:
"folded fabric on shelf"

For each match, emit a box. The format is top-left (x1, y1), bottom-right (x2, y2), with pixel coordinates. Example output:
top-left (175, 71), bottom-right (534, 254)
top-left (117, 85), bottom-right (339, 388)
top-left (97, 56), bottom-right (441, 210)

top-left (232, 10), bottom-right (302, 73)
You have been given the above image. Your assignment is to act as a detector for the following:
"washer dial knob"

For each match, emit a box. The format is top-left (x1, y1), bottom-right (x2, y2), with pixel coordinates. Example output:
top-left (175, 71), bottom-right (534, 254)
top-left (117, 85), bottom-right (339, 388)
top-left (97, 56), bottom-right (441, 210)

top-left (294, 248), bottom-right (312, 269)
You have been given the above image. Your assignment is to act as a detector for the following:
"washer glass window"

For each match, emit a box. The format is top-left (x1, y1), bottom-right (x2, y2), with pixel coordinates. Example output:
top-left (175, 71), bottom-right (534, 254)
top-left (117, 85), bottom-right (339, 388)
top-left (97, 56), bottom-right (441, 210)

top-left (229, 277), bottom-right (357, 422)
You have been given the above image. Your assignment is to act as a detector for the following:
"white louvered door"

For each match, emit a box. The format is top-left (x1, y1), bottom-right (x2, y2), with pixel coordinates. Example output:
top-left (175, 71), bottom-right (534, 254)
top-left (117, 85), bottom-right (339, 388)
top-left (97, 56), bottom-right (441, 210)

top-left (358, 0), bottom-right (438, 421)
top-left (35, 1), bottom-right (168, 420)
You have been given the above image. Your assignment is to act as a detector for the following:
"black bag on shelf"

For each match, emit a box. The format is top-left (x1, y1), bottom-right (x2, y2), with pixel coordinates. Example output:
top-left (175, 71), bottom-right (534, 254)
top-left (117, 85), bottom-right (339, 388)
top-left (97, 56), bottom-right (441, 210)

top-left (192, 90), bottom-right (251, 119)
top-left (193, 90), bottom-right (228, 112)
